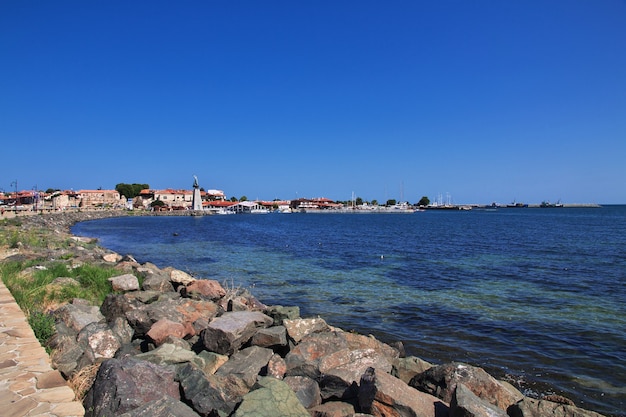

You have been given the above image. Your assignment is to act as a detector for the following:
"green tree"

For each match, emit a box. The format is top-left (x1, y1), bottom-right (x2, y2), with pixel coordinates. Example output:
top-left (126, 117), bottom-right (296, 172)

top-left (371, 199), bottom-right (378, 206)
top-left (417, 196), bottom-right (430, 207)
top-left (386, 199), bottom-right (397, 206)
top-left (239, 196), bottom-right (248, 202)
top-left (355, 197), bottom-right (363, 206)
top-left (115, 183), bottom-right (149, 199)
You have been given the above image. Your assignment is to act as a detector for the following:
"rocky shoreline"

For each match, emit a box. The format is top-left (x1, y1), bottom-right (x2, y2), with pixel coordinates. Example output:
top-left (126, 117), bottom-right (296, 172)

top-left (4, 211), bottom-right (609, 417)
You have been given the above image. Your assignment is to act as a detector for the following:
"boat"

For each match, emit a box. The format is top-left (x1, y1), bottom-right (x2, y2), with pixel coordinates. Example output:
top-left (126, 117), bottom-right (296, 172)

top-left (540, 200), bottom-right (563, 208)
top-left (506, 200), bottom-right (528, 208)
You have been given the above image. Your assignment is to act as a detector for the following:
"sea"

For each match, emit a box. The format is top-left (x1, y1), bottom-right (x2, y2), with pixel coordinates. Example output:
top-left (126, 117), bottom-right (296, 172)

top-left (71, 206), bottom-right (626, 416)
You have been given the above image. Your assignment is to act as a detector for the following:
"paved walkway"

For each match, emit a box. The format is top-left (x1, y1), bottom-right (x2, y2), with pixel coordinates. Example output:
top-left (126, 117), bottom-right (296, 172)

top-left (0, 279), bottom-right (85, 417)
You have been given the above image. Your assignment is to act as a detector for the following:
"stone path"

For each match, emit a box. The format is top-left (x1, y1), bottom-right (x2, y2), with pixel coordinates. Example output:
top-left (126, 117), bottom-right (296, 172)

top-left (0, 279), bottom-right (85, 417)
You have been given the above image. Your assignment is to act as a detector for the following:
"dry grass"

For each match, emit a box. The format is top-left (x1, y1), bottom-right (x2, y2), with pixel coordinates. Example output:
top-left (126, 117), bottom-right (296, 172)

top-left (68, 363), bottom-right (100, 401)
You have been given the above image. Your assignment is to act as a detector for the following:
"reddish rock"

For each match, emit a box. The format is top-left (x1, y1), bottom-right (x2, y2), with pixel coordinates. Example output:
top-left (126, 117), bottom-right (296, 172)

top-left (185, 279), bottom-right (227, 300)
top-left (359, 367), bottom-right (448, 417)
top-left (147, 318), bottom-right (188, 346)
top-left (409, 362), bottom-right (522, 411)
top-left (309, 401), bottom-right (356, 417)
top-left (266, 353), bottom-right (287, 379)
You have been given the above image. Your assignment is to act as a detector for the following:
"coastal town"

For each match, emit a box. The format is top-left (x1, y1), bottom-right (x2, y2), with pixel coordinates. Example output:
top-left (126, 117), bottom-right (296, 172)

top-left (0, 181), bottom-right (599, 217)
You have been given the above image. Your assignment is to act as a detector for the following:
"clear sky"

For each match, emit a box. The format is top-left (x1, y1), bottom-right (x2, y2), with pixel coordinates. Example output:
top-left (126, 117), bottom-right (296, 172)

top-left (1, 1), bottom-right (625, 204)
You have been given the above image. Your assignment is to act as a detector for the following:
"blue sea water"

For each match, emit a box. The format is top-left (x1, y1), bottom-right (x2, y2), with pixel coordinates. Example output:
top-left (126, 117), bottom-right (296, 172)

top-left (72, 206), bottom-right (626, 416)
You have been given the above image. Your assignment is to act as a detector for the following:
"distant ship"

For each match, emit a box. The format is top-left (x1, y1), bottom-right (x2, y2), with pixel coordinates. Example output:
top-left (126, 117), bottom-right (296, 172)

top-left (506, 200), bottom-right (528, 208)
top-left (540, 200), bottom-right (564, 208)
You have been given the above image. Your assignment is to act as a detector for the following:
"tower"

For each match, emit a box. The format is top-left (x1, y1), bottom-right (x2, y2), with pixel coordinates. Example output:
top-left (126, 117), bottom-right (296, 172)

top-left (192, 175), bottom-right (202, 211)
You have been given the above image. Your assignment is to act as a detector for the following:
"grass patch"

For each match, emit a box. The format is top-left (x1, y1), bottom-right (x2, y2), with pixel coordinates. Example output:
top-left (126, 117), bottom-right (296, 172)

top-left (1, 260), bottom-right (119, 313)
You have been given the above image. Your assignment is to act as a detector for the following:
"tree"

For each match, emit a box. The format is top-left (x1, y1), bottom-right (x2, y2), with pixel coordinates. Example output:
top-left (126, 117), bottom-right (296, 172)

top-left (355, 197), bottom-right (363, 206)
top-left (417, 196), bottom-right (430, 207)
top-left (239, 196), bottom-right (248, 202)
top-left (115, 183), bottom-right (149, 199)
top-left (371, 199), bottom-right (378, 206)
top-left (386, 199), bottom-right (397, 206)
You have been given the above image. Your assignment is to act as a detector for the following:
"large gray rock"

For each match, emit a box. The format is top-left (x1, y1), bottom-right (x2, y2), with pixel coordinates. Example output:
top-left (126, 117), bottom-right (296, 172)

top-left (251, 325), bottom-right (288, 348)
top-left (508, 397), bottom-right (606, 417)
top-left (118, 396), bottom-right (199, 417)
top-left (283, 317), bottom-right (330, 343)
top-left (234, 377), bottom-right (310, 417)
top-left (134, 343), bottom-right (197, 366)
top-left (392, 356), bottom-right (434, 384)
top-left (264, 305), bottom-right (301, 325)
top-left (359, 367), bottom-right (449, 417)
top-left (108, 273), bottom-right (140, 291)
top-left (77, 321), bottom-right (122, 359)
top-left (141, 270), bottom-right (175, 292)
top-left (201, 311), bottom-right (273, 355)
top-left (55, 300), bottom-right (105, 333)
top-left (284, 375), bottom-right (322, 409)
top-left (308, 401), bottom-right (356, 417)
top-left (49, 326), bottom-right (91, 377)
top-left (83, 358), bottom-right (179, 417)
top-left (451, 383), bottom-right (508, 417)
top-left (178, 363), bottom-right (249, 417)
top-left (409, 362), bottom-right (522, 411)
top-left (216, 345), bottom-right (274, 388)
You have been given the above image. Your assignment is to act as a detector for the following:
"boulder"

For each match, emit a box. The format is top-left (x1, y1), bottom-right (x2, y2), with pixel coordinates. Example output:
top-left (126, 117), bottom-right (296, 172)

top-left (168, 268), bottom-right (196, 286)
top-left (450, 383), bottom-right (508, 417)
top-left (55, 301), bottom-right (105, 333)
top-left (359, 367), bottom-right (449, 417)
top-left (118, 396), bottom-right (199, 417)
top-left (251, 325), bottom-right (288, 348)
top-left (285, 331), bottom-right (349, 379)
top-left (392, 356), bottom-right (434, 384)
top-left (146, 318), bottom-right (189, 346)
top-left (284, 375), bottom-right (322, 409)
top-left (234, 377), bottom-right (310, 417)
top-left (216, 345), bottom-right (274, 388)
top-left (102, 253), bottom-right (121, 263)
top-left (264, 305), bottom-right (301, 325)
top-left (201, 311), bottom-right (273, 355)
top-left (190, 350), bottom-right (229, 375)
top-left (266, 353), bottom-right (287, 379)
top-left (110, 316), bottom-right (134, 345)
top-left (141, 271), bottom-right (174, 292)
top-left (77, 321), bottom-right (122, 359)
top-left (318, 347), bottom-right (394, 400)
top-left (108, 273), bottom-right (140, 291)
top-left (507, 397), bottom-right (606, 417)
top-left (283, 317), bottom-right (330, 343)
top-left (83, 357), bottom-right (179, 417)
top-left (409, 362), bottom-right (522, 411)
top-left (49, 330), bottom-right (90, 377)
top-left (134, 343), bottom-right (197, 366)
top-left (309, 401), bottom-right (356, 417)
top-left (178, 363), bottom-right (249, 417)
top-left (184, 279), bottom-right (226, 300)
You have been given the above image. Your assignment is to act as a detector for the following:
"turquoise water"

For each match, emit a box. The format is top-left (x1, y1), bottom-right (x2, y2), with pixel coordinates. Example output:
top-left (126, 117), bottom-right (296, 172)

top-left (72, 206), bottom-right (626, 416)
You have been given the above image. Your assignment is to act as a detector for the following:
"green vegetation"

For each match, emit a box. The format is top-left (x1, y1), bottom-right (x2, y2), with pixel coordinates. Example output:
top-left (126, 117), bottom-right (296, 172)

top-left (1, 260), bottom-right (118, 315)
top-left (417, 196), bottom-right (430, 206)
top-left (115, 183), bottom-right (149, 199)
top-left (0, 219), bottom-right (127, 351)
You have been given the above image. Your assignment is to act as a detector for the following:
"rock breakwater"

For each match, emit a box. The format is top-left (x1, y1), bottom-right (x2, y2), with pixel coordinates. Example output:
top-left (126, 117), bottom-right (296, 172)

top-left (3, 212), bottom-right (610, 417)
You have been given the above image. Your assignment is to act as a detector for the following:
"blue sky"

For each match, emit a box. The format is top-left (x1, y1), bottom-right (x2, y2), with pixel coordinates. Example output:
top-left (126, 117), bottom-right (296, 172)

top-left (1, 1), bottom-right (625, 204)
